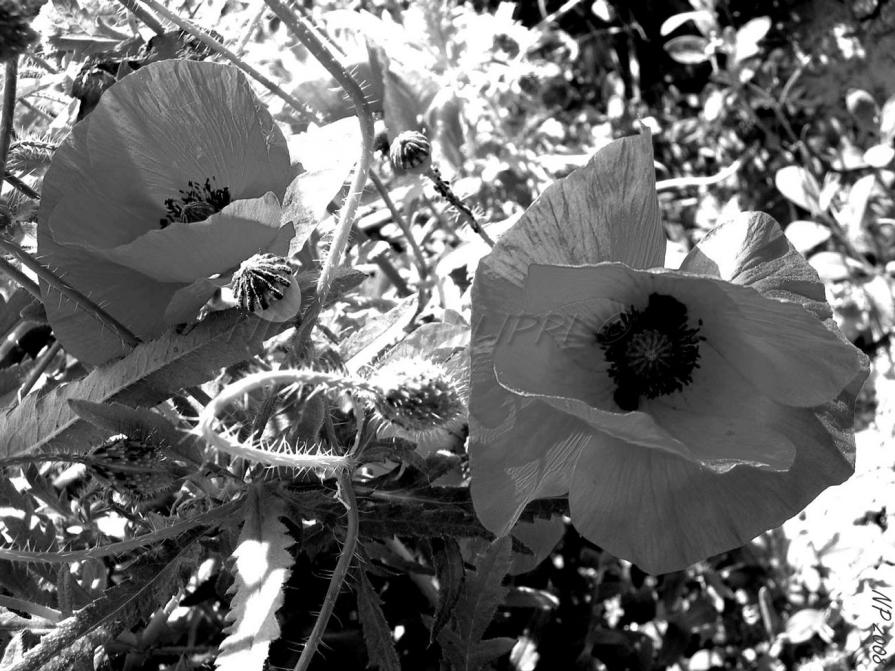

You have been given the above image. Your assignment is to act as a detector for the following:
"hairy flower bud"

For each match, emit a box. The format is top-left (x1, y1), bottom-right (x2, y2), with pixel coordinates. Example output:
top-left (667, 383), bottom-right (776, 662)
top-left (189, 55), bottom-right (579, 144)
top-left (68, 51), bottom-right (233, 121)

top-left (389, 131), bottom-right (432, 176)
top-left (369, 356), bottom-right (466, 436)
top-left (231, 253), bottom-right (302, 322)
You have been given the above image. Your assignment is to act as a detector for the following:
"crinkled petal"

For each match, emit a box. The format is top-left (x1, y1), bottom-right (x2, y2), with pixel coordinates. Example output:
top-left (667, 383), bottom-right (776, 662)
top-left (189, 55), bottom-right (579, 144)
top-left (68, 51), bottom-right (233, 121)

top-left (523, 263), bottom-right (863, 407)
top-left (37, 230), bottom-right (184, 364)
top-left (569, 371), bottom-right (866, 574)
top-left (41, 60), bottom-right (290, 250)
top-left (469, 401), bottom-right (590, 538)
top-left (89, 194), bottom-right (286, 283)
top-left (480, 132), bottom-right (664, 288)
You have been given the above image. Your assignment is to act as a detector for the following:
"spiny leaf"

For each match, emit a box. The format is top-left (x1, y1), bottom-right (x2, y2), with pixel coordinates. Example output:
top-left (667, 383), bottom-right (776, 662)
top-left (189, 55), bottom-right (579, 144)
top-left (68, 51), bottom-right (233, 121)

top-left (4, 532), bottom-right (203, 671)
top-left (68, 400), bottom-right (202, 463)
top-left (437, 536), bottom-right (514, 671)
top-left (428, 537), bottom-right (464, 644)
top-left (216, 485), bottom-right (295, 671)
top-left (0, 310), bottom-right (281, 459)
top-left (356, 569), bottom-right (400, 671)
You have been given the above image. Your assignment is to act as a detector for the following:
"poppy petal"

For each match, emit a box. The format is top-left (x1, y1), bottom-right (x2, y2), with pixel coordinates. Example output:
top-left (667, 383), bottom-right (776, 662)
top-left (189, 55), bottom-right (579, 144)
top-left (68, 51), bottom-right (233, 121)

top-left (37, 230), bottom-right (184, 364)
top-left (469, 402), bottom-right (591, 537)
top-left (523, 262), bottom-right (863, 408)
top-left (479, 132), bottom-right (664, 288)
top-left (42, 59), bottom-right (290, 251)
top-left (569, 371), bottom-right (865, 575)
top-left (681, 211), bottom-right (829, 315)
top-left (89, 194), bottom-right (286, 283)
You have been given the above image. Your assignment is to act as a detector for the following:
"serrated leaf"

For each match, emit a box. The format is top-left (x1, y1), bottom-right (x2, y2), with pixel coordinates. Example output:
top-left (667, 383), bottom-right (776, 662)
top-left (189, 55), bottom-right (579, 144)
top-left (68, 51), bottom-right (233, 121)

top-left (0, 310), bottom-right (281, 459)
top-left (357, 569), bottom-right (400, 671)
top-left (429, 537), bottom-right (464, 644)
top-left (68, 400), bottom-right (201, 463)
top-left (217, 486), bottom-right (294, 671)
top-left (437, 536), bottom-right (513, 671)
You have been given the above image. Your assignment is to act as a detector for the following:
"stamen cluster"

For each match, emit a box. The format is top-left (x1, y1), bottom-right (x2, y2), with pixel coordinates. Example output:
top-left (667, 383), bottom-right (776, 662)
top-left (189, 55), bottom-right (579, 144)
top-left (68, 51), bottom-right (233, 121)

top-left (597, 293), bottom-right (703, 411)
top-left (160, 177), bottom-right (231, 227)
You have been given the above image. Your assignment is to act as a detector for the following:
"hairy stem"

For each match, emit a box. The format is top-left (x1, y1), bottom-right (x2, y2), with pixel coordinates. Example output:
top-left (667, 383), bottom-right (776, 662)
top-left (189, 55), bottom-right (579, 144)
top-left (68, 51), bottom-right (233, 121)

top-left (137, 0), bottom-right (320, 125)
top-left (264, 0), bottom-right (374, 341)
top-left (425, 166), bottom-right (495, 247)
top-left (0, 238), bottom-right (141, 349)
top-left (115, 0), bottom-right (165, 35)
top-left (0, 58), bottom-right (18, 189)
top-left (197, 368), bottom-right (376, 470)
top-left (294, 468), bottom-right (358, 671)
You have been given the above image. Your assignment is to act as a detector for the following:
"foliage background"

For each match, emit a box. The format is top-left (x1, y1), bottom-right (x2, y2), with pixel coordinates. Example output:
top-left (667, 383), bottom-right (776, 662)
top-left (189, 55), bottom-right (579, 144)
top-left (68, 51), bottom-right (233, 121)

top-left (1, 0), bottom-right (894, 670)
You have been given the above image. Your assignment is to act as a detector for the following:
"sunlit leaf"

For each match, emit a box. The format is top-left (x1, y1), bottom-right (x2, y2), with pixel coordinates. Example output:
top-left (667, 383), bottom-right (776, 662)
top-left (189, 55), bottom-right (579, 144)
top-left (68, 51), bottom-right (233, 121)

top-left (775, 165), bottom-right (821, 213)
top-left (664, 35), bottom-right (711, 64)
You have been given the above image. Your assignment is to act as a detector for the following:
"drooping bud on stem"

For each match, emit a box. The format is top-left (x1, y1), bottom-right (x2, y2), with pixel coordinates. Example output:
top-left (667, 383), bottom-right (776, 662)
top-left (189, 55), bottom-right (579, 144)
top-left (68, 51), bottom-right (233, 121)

top-left (389, 130), bottom-right (432, 176)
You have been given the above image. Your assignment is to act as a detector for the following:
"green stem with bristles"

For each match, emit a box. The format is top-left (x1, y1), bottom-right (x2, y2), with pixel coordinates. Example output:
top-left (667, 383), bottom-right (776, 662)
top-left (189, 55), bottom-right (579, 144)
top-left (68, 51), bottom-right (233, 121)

top-left (136, 0), bottom-right (320, 125)
top-left (0, 58), bottom-right (18, 190)
top-left (263, 0), bottom-right (374, 350)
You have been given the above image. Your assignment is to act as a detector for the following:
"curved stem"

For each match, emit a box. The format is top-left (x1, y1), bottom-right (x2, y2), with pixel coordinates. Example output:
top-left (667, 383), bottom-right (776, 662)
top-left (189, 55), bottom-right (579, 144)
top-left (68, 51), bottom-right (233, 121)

top-left (0, 237), bottom-right (141, 349)
top-left (0, 58), bottom-right (18, 188)
top-left (136, 0), bottom-right (320, 125)
top-left (294, 468), bottom-right (358, 671)
top-left (197, 368), bottom-right (376, 470)
top-left (263, 0), bottom-right (374, 340)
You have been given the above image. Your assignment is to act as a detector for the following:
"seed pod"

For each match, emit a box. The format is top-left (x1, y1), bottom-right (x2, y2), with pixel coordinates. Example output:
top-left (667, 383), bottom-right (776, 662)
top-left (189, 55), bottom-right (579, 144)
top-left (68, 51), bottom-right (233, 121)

top-left (368, 356), bottom-right (466, 436)
top-left (389, 131), bottom-right (432, 176)
top-left (231, 253), bottom-right (303, 322)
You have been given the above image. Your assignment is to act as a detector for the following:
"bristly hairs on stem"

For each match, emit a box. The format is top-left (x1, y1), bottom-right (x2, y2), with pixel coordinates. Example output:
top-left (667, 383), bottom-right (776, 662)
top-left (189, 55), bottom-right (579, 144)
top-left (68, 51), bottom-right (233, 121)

top-left (196, 368), bottom-right (377, 472)
top-left (263, 0), bottom-right (374, 353)
top-left (0, 57), bottom-right (18, 193)
top-left (425, 165), bottom-right (496, 247)
top-left (255, 12), bottom-right (372, 657)
top-left (114, 0), bottom-right (165, 36)
top-left (136, 0), bottom-right (321, 126)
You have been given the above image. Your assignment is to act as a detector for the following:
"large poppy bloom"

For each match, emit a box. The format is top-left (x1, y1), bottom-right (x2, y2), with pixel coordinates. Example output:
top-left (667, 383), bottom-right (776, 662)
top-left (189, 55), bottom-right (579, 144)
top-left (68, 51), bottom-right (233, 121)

top-left (37, 59), bottom-right (293, 364)
top-left (468, 132), bottom-right (869, 574)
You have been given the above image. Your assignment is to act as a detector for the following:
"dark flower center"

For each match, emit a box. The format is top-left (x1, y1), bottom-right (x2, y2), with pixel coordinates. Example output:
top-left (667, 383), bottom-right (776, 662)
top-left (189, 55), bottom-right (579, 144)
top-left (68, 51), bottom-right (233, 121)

top-left (160, 177), bottom-right (231, 228)
top-left (596, 293), bottom-right (704, 411)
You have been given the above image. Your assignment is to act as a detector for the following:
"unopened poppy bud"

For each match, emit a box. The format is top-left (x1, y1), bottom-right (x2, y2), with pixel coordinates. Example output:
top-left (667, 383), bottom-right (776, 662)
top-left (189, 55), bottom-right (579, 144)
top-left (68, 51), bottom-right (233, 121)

top-left (369, 356), bottom-right (466, 436)
top-left (389, 131), bottom-right (432, 175)
top-left (231, 253), bottom-right (303, 323)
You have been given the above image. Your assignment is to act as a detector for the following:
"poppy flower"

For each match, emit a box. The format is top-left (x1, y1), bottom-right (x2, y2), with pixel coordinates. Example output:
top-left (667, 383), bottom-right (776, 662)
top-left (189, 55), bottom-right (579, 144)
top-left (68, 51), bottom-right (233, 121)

top-left (468, 132), bottom-right (869, 574)
top-left (37, 59), bottom-right (293, 364)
